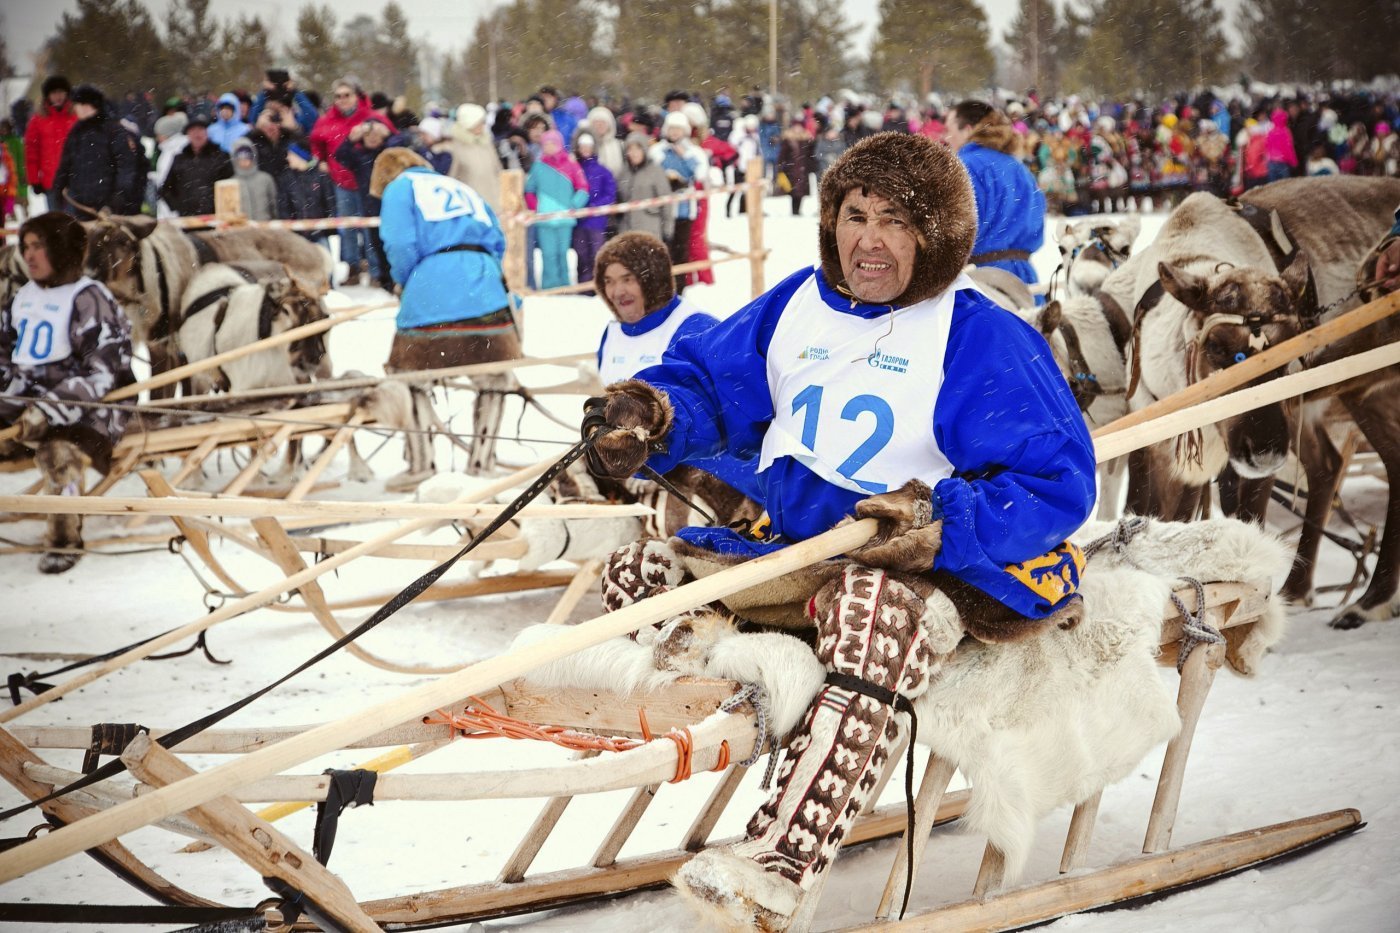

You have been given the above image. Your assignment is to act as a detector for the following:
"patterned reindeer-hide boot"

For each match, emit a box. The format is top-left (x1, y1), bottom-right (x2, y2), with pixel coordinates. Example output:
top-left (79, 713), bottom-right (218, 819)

top-left (673, 564), bottom-right (965, 931)
top-left (467, 372), bottom-right (514, 475)
top-left (35, 439), bottom-right (89, 575)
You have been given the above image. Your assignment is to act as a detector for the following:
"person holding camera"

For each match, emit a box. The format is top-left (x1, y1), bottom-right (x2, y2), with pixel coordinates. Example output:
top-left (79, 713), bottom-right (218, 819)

top-left (248, 69), bottom-right (319, 136)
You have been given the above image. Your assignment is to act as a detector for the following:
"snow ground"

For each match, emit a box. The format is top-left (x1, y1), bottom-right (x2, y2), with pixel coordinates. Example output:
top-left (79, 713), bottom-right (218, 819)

top-left (1, 197), bottom-right (1397, 932)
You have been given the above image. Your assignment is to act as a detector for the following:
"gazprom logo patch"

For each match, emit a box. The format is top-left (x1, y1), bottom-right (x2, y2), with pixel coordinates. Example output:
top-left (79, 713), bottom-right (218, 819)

top-left (799, 346), bottom-right (829, 360)
top-left (866, 349), bottom-right (910, 373)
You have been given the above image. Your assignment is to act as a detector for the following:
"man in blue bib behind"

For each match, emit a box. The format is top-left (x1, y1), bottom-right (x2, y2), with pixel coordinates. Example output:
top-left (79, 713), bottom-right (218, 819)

top-left (373, 147), bottom-right (521, 476)
top-left (583, 132), bottom-right (1095, 929)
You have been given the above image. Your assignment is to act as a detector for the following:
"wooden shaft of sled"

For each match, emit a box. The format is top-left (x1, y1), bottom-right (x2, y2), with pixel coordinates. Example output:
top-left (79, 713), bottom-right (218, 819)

top-left (121, 734), bottom-right (380, 933)
top-left (845, 808), bottom-right (1364, 932)
top-left (0, 494), bottom-right (652, 522)
top-left (876, 753), bottom-right (958, 920)
top-left (544, 558), bottom-right (604, 624)
top-left (287, 412), bottom-right (366, 501)
top-left (149, 352), bottom-right (594, 408)
top-left (682, 764), bottom-right (749, 852)
top-left (1060, 789), bottom-right (1103, 873)
top-left (747, 157), bottom-right (766, 299)
top-left (0, 725), bottom-right (222, 908)
top-left (283, 534), bottom-right (530, 563)
top-left (125, 436), bottom-right (222, 529)
top-left (972, 843), bottom-right (1007, 898)
top-left (1095, 289), bottom-right (1400, 439)
top-left (591, 783), bottom-right (661, 868)
top-left (1093, 339), bottom-right (1400, 463)
top-left (1144, 640), bottom-right (1226, 854)
top-left (106, 302), bottom-right (389, 402)
top-left (0, 518), bottom-right (876, 884)
top-left (0, 459), bottom-right (553, 726)
top-left (222, 424), bottom-right (296, 497)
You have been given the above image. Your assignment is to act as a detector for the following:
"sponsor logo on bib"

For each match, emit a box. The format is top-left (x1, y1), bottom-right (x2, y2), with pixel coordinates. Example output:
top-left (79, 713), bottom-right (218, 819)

top-left (866, 349), bottom-right (910, 374)
top-left (799, 346), bottom-right (830, 360)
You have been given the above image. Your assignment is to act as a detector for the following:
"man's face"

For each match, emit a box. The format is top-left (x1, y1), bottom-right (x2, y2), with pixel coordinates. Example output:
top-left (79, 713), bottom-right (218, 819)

top-left (187, 125), bottom-right (209, 150)
top-left (72, 103), bottom-right (97, 122)
top-left (602, 262), bottom-right (649, 324)
top-left (48, 90), bottom-right (68, 109)
top-left (21, 233), bottom-right (54, 284)
top-left (333, 86), bottom-right (356, 114)
top-left (835, 189), bottom-right (919, 305)
top-left (944, 116), bottom-right (972, 149)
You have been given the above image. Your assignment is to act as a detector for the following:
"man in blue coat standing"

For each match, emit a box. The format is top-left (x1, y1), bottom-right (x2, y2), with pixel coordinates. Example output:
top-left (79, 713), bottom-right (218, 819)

top-left (946, 100), bottom-right (1046, 292)
top-left (584, 132), bottom-right (1094, 930)
top-left (371, 147), bottom-right (521, 474)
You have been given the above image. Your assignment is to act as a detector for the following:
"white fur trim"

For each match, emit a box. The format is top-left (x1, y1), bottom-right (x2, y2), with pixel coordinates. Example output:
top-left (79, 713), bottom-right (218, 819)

top-left (673, 847), bottom-right (800, 932)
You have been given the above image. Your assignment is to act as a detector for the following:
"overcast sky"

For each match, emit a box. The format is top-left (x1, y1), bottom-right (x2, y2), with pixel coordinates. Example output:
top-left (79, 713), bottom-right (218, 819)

top-left (5, 0), bottom-right (1238, 79)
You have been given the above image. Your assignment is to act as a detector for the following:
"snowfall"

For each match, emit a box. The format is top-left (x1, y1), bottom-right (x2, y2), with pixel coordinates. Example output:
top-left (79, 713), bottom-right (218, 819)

top-left (0, 197), bottom-right (1396, 933)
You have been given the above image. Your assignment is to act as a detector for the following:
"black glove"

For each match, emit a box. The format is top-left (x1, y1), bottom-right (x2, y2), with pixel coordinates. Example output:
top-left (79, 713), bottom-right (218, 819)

top-left (31, 185), bottom-right (45, 196)
top-left (848, 479), bottom-right (944, 573)
top-left (582, 379), bottom-right (672, 478)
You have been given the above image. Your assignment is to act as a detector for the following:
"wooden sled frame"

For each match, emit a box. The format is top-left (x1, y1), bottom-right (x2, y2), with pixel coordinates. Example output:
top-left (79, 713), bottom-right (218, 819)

top-left (0, 579), bottom-right (1360, 931)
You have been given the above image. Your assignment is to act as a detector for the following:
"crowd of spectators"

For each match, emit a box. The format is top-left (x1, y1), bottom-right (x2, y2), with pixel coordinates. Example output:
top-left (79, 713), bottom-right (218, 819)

top-left (5, 69), bottom-right (1398, 290)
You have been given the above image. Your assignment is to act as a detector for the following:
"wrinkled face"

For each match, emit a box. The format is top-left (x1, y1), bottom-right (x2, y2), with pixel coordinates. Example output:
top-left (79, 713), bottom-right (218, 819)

top-left (1159, 261), bottom-right (1308, 478)
top-left (21, 234), bottom-right (53, 284)
top-left (835, 188), bottom-right (919, 305)
top-left (602, 262), bottom-right (648, 324)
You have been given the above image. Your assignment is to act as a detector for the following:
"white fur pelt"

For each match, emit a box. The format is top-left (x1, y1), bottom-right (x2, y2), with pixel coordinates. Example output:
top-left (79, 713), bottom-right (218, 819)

top-left (514, 621), bottom-right (825, 738)
top-left (517, 517), bottom-right (1289, 885)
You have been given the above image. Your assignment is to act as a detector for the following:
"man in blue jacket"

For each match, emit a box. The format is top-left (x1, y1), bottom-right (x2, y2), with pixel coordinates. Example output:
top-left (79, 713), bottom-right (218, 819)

top-left (946, 99), bottom-right (1046, 292)
top-left (585, 132), bottom-right (1095, 929)
top-left (372, 147), bottom-right (520, 475)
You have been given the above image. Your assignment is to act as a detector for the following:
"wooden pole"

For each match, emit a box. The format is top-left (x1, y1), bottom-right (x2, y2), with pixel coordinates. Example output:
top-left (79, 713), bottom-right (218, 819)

top-left (0, 459), bottom-right (555, 725)
top-left (747, 156), bottom-right (766, 299)
top-left (501, 169), bottom-right (526, 295)
top-left (1093, 289), bottom-right (1400, 439)
top-left (0, 494), bottom-right (653, 523)
top-left (121, 734), bottom-right (381, 933)
top-left (213, 179), bottom-right (243, 221)
top-left (0, 518), bottom-right (877, 883)
top-left (1093, 339), bottom-right (1400, 463)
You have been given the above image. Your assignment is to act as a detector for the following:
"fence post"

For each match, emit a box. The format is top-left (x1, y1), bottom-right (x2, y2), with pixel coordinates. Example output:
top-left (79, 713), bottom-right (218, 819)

top-left (214, 178), bottom-right (242, 222)
top-left (500, 169), bottom-right (526, 299)
top-left (745, 157), bottom-right (765, 299)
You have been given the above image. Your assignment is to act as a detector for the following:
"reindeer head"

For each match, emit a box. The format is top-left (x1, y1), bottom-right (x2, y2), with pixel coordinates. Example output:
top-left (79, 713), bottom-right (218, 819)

top-left (265, 274), bottom-right (331, 382)
top-left (83, 216), bottom-right (156, 305)
top-left (1057, 217), bottom-right (1140, 296)
top-left (1035, 300), bottom-right (1103, 415)
top-left (1157, 252), bottom-right (1310, 478)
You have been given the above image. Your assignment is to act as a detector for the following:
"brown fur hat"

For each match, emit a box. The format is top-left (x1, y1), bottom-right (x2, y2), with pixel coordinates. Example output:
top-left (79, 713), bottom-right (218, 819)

top-left (370, 147), bottom-right (431, 198)
top-left (818, 132), bottom-right (977, 307)
top-left (594, 232), bottom-right (675, 316)
top-left (19, 212), bottom-right (88, 286)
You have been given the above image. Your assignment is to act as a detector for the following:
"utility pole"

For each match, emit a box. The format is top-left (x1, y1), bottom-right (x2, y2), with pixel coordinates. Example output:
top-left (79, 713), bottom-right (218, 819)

top-left (770, 0), bottom-right (778, 98)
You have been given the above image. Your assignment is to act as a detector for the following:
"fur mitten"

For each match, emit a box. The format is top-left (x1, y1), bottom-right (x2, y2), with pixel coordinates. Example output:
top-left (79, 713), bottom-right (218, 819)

top-left (848, 479), bottom-right (943, 572)
top-left (16, 406), bottom-right (48, 445)
top-left (583, 379), bottom-right (673, 478)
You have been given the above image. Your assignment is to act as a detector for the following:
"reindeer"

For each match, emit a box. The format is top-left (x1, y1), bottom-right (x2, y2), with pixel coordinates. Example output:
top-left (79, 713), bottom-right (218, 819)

top-left (1124, 178), bottom-right (1400, 628)
top-left (1053, 216), bottom-right (1141, 298)
top-left (84, 215), bottom-right (333, 391)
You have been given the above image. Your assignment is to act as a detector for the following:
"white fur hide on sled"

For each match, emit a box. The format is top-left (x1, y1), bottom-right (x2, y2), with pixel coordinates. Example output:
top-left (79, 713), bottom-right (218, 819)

top-left (516, 517), bottom-right (1290, 885)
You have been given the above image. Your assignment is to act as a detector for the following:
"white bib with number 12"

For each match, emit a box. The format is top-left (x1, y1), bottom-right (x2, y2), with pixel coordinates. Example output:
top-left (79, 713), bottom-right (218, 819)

top-left (759, 271), bottom-right (975, 494)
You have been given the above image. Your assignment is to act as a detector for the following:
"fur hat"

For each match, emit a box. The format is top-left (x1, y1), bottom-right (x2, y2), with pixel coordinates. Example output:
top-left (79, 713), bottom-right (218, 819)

top-left (661, 111), bottom-right (691, 136)
top-left (682, 101), bottom-right (709, 130)
top-left (817, 132), bottom-right (976, 307)
top-left (19, 212), bottom-right (88, 286)
top-left (594, 232), bottom-right (675, 316)
top-left (41, 75), bottom-right (72, 98)
top-left (153, 113), bottom-right (188, 138)
top-left (370, 146), bottom-right (430, 198)
top-left (456, 103), bottom-right (486, 130)
top-left (70, 84), bottom-right (105, 111)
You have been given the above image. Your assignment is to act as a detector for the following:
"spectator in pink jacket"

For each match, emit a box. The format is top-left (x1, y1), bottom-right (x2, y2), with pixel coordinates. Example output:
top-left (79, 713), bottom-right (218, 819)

top-left (309, 76), bottom-right (378, 282)
top-left (1265, 108), bottom-right (1298, 183)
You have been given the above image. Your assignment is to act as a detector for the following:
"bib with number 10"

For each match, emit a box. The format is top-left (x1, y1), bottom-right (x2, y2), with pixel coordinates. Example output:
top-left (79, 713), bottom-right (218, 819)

top-left (758, 273), bottom-right (975, 495)
top-left (408, 173), bottom-right (494, 225)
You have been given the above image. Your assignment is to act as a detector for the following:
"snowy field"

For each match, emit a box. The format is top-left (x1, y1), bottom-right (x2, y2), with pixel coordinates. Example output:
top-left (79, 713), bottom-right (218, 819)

top-left (0, 196), bottom-right (1397, 932)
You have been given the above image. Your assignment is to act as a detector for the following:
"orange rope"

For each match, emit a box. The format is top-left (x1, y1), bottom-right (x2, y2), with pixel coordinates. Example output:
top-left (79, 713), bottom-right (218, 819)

top-left (425, 696), bottom-right (732, 783)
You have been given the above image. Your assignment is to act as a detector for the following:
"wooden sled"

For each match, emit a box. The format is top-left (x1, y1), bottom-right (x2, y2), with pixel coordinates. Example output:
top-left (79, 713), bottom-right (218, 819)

top-left (0, 579), bottom-right (1360, 931)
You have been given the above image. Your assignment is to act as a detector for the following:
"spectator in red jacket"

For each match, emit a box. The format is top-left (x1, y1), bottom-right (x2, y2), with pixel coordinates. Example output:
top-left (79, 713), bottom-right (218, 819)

top-left (23, 76), bottom-right (78, 206)
top-left (309, 75), bottom-right (377, 283)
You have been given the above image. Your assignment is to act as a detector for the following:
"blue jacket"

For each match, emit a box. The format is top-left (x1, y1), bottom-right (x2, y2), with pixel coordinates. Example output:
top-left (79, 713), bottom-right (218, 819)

top-left (208, 93), bottom-right (251, 153)
top-left (633, 265), bottom-right (1095, 618)
top-left (380, 166), bottom-right (510, 329)
top-left (248, 89), bottom-right (320, 136)
top-left (959, 142), bottom-right (1046, 287)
